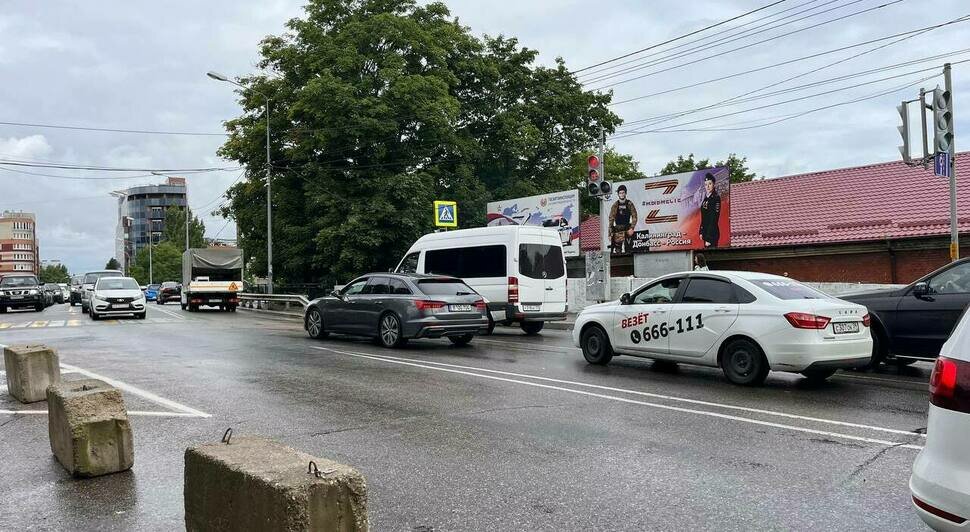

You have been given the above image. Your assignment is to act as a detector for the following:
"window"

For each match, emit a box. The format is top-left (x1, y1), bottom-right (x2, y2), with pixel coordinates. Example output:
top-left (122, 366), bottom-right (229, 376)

top-left (425, 245), bottom-right (506, 278)
top-left (366, 277), bottom-right (391, 295)
top-left (388, 278), bottom-right (411, 295)
top-left (752, 279), bottom-right (826, 300)
top-left (96, 278), bottom-right (139, 290)
top-left (682, 278), bottom-right (736, 304)
top-left (416, 279), bottom-right (477, 296)
top-left (341, 279), bottom-right (368, 296)
top-left (633, 278), bottom-right (683, 305)
top-left (84, 271), bottom-right (123, 284)
top-left (396, 252), bottom-right (420, 274)
top-left (151, 207), bottom-right (164, 217)
top-left (0, 275), bottom-right (39, 287)
top-left (518, 244), bottom-right (565, 280)
top-left (928, 262), bottom-right (970, 294)
top-left (735, 285), bottom-right (757, 304)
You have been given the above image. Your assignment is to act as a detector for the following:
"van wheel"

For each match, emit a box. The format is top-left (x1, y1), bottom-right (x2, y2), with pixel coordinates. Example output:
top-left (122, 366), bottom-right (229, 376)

top-left (581, 326), bottom-right (613, 365)
top-left (720, 338), bottom-right (769, 386)
top-left (520, 322), bottom-right (544, 335)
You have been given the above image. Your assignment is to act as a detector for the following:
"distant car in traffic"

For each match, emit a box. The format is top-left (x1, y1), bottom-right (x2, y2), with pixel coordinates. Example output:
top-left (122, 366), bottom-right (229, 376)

top-left (910, 305), bottom-right (970, 530)
top-left (574, 271), bottom-right (872, 386)
top-left (144, 284), bottom-right (161, 301)
top-left (843, 258), bottom-right (970, 367)
top-left (304, 273), bottom-right (488, 348)
top-left (89, 276), bottom-right (146, 320)
top-left (156, 281), bottom-right (181, 305)
top-left (58, 283), bottom-right (69, 302)
top-left (80, 269), bottom-right (124, 313)
top-left (0, 274), bottom-right (45, 313)
top-left (43, 283), bottom-right (63, 305)
top-left (394, 225), bottom-right (568, 335)
top-left (69, 275), bottom-right (84, 306)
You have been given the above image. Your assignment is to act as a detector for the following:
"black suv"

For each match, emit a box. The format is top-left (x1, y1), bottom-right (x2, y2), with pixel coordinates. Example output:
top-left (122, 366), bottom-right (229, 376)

top-left (843, 258), bottom-right (970, 365)
top-left (0, 274), bottom-right (45, 313)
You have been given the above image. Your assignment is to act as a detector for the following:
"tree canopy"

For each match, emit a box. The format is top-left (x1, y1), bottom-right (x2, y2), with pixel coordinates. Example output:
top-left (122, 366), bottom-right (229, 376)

top-left (658, 153), bottom-right (757, 183)
top-left (105, 258), bottom-right (120, 270)
top-left (38, 263), bottom-right (69, 284)
top-left (217, 0), bottom-right (621, 284)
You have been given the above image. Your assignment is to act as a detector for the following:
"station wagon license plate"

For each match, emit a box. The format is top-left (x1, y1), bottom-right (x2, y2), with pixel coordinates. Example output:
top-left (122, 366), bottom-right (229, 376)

top-left (522, 304), bottom-right (541, 312)
top-left (833, 322), bottom-right (860, 334)
top-left (449, 304), bottom-right (472, 312)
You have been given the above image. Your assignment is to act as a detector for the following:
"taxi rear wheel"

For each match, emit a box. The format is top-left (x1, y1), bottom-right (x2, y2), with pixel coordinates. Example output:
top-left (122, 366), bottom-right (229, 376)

top-left (581, 326), bottom-right (613, 365)
top-left (721, 338), bottom-right (769, 386)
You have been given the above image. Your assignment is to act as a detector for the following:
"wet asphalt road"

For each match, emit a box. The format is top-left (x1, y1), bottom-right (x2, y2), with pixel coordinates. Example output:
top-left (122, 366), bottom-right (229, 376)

top-left (0, 303), bottom-right (933, 531)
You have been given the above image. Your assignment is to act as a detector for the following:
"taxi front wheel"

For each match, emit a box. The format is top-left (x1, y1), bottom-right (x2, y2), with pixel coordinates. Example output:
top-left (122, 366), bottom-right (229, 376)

top-left (581, 326), bottom-right (613, 365)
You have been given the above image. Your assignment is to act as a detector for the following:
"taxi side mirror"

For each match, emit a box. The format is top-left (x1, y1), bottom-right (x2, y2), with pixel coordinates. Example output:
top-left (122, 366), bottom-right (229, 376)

top-left (913, 282), bottom-right (929, 297)
top-left (620, 293), bottom-right (632, 305)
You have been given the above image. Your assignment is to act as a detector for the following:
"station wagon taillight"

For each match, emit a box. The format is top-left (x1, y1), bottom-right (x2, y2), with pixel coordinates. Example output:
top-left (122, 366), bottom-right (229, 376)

top-left (784, 312), bottom-right (831, 329)
top-left (930, 356), bottom-right (970, 414)
top-left (414, 300), bottom-right (445, 314)
top-left (508, 276), bottom-right (519, 304)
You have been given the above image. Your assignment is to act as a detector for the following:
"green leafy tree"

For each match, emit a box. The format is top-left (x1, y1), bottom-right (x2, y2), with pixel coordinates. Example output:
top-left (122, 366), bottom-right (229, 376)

top-left (38, 263), bottom-right (70, 283)
top-left (162, 206), bottom-right (206, 249)
top-left (553, 147), bottom-right (647, 216)
top-left (217, 0), bottom-right (620, 283)
top-left (128, 241), bottom-right (184, 286)
top-left (658, 153), bottom-right (757, 183)
top-left (105, 258), bottom-right (121, 270)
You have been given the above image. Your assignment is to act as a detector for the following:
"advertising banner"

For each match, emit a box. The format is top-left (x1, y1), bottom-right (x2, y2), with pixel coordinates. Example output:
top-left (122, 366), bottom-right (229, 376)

top-left (605, 167), bottom-right (730, 255)
top-left (486, 190), bottom-right (581, 257)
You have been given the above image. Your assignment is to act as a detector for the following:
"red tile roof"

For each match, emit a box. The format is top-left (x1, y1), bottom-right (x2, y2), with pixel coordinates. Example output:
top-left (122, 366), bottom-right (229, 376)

top-left (580, 152), bottom-right (968, 251)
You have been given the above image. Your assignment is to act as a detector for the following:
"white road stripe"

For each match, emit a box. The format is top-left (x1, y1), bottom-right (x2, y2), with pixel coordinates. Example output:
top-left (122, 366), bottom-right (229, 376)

top-left (310, 346), bottom-right (923, 450)
top-left (150, 306), bottom-right (186, 320)
top-left (59, 363), bottom-right (210, 418)
top-left (0, 409), bottom-right (205, 417)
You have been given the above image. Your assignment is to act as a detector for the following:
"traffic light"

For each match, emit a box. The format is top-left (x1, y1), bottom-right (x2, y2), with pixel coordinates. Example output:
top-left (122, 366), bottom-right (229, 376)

top-left (586, 153), bottom-right (611, 196)
top-left (896, 101), bottom-right (911, 163)
top-left (933, 87), bottom-right (954, 154)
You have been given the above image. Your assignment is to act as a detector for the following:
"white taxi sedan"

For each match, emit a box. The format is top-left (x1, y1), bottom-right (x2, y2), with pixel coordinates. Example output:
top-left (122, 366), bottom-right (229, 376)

top-left (573, 271), bottom-right (872, 386)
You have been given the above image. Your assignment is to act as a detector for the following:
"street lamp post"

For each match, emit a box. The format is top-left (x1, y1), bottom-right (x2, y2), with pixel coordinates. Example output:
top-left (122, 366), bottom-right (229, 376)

top-left (207, 71), bottom-right (273, 294)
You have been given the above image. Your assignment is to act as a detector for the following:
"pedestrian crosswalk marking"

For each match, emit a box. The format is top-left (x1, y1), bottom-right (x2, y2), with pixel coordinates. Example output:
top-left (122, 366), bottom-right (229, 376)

top-left (0, 318), bottom-right (179, 329)
top-left (28, 321), bottom-right (48, 328)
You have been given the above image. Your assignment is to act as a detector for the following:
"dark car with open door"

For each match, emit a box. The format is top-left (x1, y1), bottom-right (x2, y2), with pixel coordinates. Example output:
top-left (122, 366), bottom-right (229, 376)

top-left (843, 257), bottom-right (970, 366)
top-left (304, 273), bottom-right (489, 348)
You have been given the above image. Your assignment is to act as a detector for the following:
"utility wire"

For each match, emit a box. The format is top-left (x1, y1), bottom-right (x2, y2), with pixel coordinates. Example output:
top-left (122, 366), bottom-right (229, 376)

top-left (577, 0), bottom-right (827, 80)
top-left (608, 14), bottom-right (970, 106)
top-left (570, 0), bottom-right (789, 74)
top-left (589, 0), bottom-right (905, 90)
top-left (0, 120), bottom-right (228, 137)
top-left (581, 0), bottom-right (850, 83)
top-left (0, 160), bottom-right (240, 173)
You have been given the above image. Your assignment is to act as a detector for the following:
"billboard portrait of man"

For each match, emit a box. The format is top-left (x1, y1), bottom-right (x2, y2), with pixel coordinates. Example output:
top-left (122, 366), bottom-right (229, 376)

top-left (609, 184), bottom-right (638, 254)
top-left (699, 172), bottom-right (721, 248)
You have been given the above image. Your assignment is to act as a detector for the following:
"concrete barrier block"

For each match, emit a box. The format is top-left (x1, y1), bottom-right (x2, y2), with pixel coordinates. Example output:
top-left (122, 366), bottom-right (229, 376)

top-left (3, 344), bottom-right (60, 403)
top-left (185, 436), bottom-right (368, 532)
top-left (47, 379), bottom-right (134, 477)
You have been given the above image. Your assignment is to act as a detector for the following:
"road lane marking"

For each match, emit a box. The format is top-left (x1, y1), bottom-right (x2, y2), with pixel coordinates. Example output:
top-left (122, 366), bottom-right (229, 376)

top-left (59, 363), bottom-right (210, 418)
top-left (47, 320), bottom-right (65, 327)
top-left (28, 321), bottom-right (48, 328)
top-left (150, 306), bottom-right (186, 320)
top-left (66, 320), bottom-right (80, 327)
top-left (10, 322), bottom-right (30, 328)
top-left (0, 409), bottom-right (206, 417)
top-left (0, 323), bottom-right (10, 329)
top-left (310, 346), bottom-right (924, 450)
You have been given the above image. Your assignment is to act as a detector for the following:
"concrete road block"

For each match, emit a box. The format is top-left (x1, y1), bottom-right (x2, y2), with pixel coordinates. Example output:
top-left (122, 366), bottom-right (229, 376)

top-left (3, 344), bottom-right (60, 403)
top-left (47, 379), bottom-right (134, 477)
top-left (185, 436), bottom-right (368, 532)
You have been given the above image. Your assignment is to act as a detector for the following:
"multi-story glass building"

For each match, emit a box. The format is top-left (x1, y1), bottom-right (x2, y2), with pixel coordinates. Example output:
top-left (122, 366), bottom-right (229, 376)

top-left (114, 177), bottom-right (187, 272)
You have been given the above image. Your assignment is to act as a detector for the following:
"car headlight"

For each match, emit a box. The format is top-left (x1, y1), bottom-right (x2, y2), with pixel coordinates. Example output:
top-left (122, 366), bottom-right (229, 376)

top-left (28, 289), bottom-right (39, 295)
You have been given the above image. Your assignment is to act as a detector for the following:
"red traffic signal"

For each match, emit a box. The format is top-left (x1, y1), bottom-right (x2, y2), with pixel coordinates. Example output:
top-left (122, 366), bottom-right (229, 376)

top-left (587, 154), bottom-right (600, 168)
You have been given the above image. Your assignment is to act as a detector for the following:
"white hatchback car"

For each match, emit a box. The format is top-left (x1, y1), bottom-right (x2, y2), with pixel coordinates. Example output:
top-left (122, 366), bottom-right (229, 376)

top-left (573, 271), bottom-right (872, 386)
top-left (910, 309), bottom-right (970, 530)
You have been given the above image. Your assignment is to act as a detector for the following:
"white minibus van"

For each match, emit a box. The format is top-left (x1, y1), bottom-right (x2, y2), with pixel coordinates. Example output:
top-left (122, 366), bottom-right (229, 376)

top-left (395, 226), bottom-right (567, 334)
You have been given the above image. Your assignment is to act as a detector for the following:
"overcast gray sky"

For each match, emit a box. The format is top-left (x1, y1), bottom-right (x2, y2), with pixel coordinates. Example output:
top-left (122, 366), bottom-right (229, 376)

top-left (1, 0), bottom-right (967, 273)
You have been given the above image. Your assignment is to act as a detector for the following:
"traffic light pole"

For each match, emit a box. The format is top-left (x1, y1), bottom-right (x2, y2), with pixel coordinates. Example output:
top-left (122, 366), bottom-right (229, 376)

top-left (598, 127), bottom-right (610, 301)
top-left (946, 63), bottom-right (958, 261)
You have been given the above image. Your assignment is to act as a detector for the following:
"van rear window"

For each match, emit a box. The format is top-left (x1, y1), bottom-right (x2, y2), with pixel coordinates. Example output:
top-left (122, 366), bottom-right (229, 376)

top-left (425, 245), bottom-right (506, 278)
top-left (519, 244), bottom-right (564, 280)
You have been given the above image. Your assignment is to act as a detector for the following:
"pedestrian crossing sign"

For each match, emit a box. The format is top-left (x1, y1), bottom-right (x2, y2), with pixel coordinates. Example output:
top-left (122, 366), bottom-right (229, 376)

top-left (434, 200), bottom-right (458, 227)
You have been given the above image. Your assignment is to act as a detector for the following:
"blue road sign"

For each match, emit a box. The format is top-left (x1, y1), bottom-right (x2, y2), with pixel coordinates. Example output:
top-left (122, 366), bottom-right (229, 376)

top-left (935, 151), bottom-right (951, 177)
top-left (434, 200), bottom-right (457, 227)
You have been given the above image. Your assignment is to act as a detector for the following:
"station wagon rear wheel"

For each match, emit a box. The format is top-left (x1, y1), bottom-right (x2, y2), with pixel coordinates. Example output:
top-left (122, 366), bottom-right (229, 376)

top-left (378, 313), bottom-right (406, 348)
top-left (306, 308), bottom-right (328, 339)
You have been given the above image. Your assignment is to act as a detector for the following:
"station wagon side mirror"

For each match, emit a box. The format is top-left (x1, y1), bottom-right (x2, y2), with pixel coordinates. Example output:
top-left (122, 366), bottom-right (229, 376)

top-left (330, 289), bottom-right (343, 300)
top-left (620, 293), bottom-right (632, 305)
top-left (913, 282), bottom-right (929, 297)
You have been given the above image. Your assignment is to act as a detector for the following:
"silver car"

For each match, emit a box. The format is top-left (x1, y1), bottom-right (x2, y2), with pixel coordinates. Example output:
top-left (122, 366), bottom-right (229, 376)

top-left (304, 273), bottom-right (489, 348)
top-left (80, 269), bottom-right (124, 313)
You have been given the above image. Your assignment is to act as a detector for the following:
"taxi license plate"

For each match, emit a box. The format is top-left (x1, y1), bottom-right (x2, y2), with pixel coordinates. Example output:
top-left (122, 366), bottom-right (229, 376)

top-left (449, 304), bottom-right (472, 312)
top-left (833, 322), bottom-right (860, 334)
top-left (522, 304), bottom-right (541, 312)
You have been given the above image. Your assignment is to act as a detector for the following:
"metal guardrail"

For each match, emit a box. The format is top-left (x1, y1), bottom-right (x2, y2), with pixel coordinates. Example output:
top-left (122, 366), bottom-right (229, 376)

top-left (237, 292), bottom-right (309, 312)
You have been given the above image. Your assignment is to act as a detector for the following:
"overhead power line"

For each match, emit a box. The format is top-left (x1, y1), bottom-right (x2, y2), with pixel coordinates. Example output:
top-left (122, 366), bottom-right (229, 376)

top-left (0, 120), bottom-right (228, 137)
top-left (580, 0), bottom-right (851, 83)
top-left (608, 14), bottom-right (970, 106)
top-left (571, 0), bottom-right (789, 74)
top-left (0, 159), bottom-right (239, 173)
top-left (589, 0), bottom-right (906, 90)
